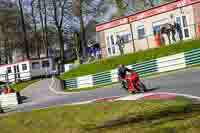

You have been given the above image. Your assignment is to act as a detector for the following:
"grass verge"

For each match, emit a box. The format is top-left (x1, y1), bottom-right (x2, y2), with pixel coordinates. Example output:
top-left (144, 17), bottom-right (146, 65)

top-left (60, 39), bottom-right (200, 80)
top-left (0, 98), bottom-right (200, 133)
top-left (11, 79), bottom-right (40, 92)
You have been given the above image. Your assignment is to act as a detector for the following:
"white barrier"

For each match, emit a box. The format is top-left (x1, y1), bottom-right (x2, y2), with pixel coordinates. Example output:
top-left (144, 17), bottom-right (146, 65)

top-left (64, 48), bottom-right (200, 89)
top-left (77, 75), bottom-right (93, 88)
top-left (0, 93), bottom-right (18, 113)
top-left (156, 53), bottom-right (186, 73)
top-left (111, 69), bottom-right (118, 82)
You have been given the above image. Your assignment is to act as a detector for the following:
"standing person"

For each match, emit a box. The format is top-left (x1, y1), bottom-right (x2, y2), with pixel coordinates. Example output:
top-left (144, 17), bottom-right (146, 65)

top-left (165, 23), bottom-right (172, 44)
top-left (161, 26), bottom-right (166, 45)
top-left (174, 22), bottom-right (183, 41)
top-left (116, 35), bottom-right (125, 55)
top-left (171, 24), bottom-right (176, 43)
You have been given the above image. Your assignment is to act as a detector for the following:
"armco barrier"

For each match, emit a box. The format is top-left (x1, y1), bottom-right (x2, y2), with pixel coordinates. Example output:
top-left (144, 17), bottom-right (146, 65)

top-left (185, 49), bottom-right (200, 66)
top-left (64, 48), bottom-right (200, 90)
top-left (0, 93), bottom-right (18, 113)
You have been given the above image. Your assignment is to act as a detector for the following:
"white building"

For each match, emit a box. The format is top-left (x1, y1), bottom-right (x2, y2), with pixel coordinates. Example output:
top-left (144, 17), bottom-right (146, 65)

top-left (96, 0), bottom-right (200, 58)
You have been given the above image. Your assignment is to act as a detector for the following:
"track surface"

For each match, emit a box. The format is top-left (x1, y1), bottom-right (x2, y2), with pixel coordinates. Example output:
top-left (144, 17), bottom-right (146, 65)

top-left (17, 68), bottom-right (200, 112)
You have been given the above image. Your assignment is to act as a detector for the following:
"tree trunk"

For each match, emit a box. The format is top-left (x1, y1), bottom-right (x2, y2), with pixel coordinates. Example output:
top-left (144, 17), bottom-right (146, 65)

top-left (38, 0), bottom-right (46, 57)
top-left (58, 27), bottom-right (64, 72)
top-left (43, 0), bottom-right (49, 57)
top-left (18, 0), bottom-right (30, 59)
top-left (80, 8), bottom-right (87, 61)
top-left (31, 0), bottom-right (40, 58)
top-left (4, 40), bottom-right (8, 64)
top-left (74, 32), bottom-right (80, 63)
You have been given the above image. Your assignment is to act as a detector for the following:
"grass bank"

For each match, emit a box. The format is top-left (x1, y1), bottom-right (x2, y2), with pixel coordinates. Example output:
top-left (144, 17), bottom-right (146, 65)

top-left (11, 79), bottom-right (40, 92)
top-left (0, 98), bottom-right (200, 133)
top-left (60, 39), bottom-right (200, 80)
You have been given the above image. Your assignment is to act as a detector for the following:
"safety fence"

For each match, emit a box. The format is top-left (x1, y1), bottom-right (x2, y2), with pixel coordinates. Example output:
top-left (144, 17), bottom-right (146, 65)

top-left (64, 48), bottom-right (200, 90)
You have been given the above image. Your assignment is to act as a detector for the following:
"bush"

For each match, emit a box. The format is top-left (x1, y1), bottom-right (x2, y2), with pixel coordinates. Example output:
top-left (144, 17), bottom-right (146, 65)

top-left (60, 39), bottom-right (200, 80)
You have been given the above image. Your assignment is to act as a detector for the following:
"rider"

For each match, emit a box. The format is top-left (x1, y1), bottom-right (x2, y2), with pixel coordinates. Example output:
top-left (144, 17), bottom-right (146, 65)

top-left (118, 64), bottom-right (134, 89)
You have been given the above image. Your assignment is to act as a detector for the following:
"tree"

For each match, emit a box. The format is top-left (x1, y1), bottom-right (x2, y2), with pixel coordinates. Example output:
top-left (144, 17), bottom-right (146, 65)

top-left (37, 0), bottom-right (49, 57)
top-left (18, 0), bottom-right (30, 59)
top-left (0, 8), bottom-right (23, 64)
top-left (31, 0), bottom-right (41, 58)
top-left (72, 0), bottom-right (106, 61)
top-left (43, 0), bottom-right (49, 57)
top-left (51, 0), bottom-right (67, 72)
top-left (72, 0), bottom-right (87, 61)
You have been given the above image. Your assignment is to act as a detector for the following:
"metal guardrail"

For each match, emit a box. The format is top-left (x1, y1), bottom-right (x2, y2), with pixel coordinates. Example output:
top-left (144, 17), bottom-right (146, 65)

top-left (185, 48), bottom-right (200, 66)
top-left (64, 48), bottom-right (200, 89)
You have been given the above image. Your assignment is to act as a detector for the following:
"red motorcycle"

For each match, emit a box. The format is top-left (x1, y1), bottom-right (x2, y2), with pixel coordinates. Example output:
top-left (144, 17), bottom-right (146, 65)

top-left (123, 72), bottom-right (147, 93)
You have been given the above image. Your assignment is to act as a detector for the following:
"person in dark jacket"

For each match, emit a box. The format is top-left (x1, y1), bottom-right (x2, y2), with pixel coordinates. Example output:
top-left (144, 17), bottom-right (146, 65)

top-left (174, 22), bottom-right (183, 41)
top-left (118, 64), bottom-right (134, 88)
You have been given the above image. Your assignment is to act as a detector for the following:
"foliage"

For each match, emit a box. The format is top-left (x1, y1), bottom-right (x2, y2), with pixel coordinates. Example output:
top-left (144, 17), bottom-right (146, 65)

top-left (60, 39), bottom-right (200, 79)
top-left (11, 79), bottom-right (40, 92)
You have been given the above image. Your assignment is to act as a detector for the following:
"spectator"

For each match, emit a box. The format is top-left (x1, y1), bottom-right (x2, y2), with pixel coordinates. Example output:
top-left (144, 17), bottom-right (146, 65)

top-left (171, 24), bottom-right (176, 42)
top-left (174, 22), bottom-right (183, 41)
top-left (161, 27), bottom-right (165, 44)
top-left (116, 35), bottom-right (125, 55)
top-left (165, 23), bottom-right (172, 44)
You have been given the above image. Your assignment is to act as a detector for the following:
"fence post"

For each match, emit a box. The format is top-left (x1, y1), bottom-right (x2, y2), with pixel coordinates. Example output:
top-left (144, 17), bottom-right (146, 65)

top-left (6, 71), bottom-right (9, 87)
top-left (146, 36), bottom-right (150, 49)
top-left (14, 70), bottom-right (17, 83)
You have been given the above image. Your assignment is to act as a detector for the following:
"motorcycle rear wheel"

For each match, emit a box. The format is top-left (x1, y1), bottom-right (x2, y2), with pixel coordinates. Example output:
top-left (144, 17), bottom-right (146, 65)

top-left (138, 81), bottom-right (147, 92)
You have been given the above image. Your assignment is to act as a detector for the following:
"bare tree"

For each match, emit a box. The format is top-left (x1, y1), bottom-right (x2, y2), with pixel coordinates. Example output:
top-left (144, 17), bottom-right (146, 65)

top-left (43, 0), bottom-right (49, 57)
top-left (18, 0), bottom-right (30, 59)
top-left (72, 0), bottom-right (87, 61)
top-left (51, 0), bottom-right (67, 72)
top-left (31, 0), bottom-right (41, 58)
top-left (72, 0), bottom-right (106, 61)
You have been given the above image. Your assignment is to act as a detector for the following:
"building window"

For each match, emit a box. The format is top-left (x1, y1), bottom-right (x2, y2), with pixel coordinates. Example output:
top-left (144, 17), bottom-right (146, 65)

top-left (108, 47), bottom-right (111, 55)
top-left (118, 32), bottom-right (132, 44)
top-left (137, 26), bottom-right (145, 40)
top-left (7, 67), bottom-right (12, 73)
top-left (22, 64), bottom-right (27, 71)
top-left (42, 60), bottom-right (50, 68)
top-left (184, 29), bottom-right (189, 37)
top-left (110, 35), bottom-right (115, 45)
top-left (182, 16), bottom-right (188, 27)
top-left (112, 47), bottom-right (116, 54)
top-left (106, 36), bottom-right (110, 46)
top-left (32, 62), bottom-right (40, 69)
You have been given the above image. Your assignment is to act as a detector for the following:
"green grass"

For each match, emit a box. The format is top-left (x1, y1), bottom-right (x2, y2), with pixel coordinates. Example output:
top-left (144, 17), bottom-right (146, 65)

top-left (11, 79), bottom-right (40, 92)
top-left (0, 98), bottom-right (200, 133)
top-left (60, 39), bottom-right (200, 80)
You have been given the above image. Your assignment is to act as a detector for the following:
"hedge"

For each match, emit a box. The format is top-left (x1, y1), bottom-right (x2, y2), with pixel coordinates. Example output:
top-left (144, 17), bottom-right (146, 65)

top-left (60, 39), bottom-right (200, 80)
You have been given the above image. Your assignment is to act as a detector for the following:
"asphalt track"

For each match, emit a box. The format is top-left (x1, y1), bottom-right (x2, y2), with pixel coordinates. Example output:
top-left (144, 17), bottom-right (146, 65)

top-left (17, 67), bottom-right (200, 112)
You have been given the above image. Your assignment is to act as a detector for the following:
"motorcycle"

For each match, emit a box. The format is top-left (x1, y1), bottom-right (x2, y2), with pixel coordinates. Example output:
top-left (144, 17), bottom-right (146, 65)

top-left (123, 72), bottom-right (147, 94)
